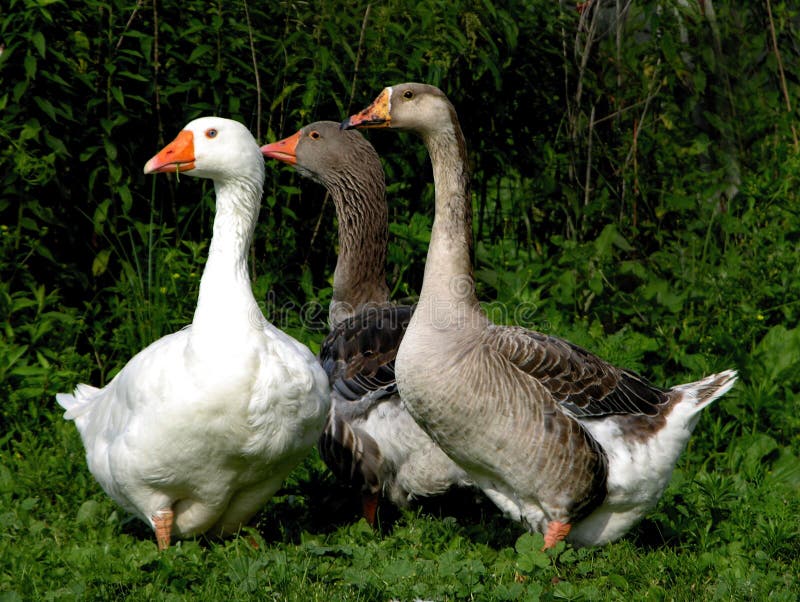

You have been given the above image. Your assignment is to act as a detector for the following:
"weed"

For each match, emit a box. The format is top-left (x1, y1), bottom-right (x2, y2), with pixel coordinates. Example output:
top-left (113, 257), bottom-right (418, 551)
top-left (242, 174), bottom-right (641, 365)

top-left (2, 0), bottom-right (799, 599)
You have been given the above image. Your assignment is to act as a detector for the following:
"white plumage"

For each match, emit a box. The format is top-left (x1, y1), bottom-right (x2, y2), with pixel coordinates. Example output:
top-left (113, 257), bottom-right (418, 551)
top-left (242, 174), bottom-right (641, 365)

top-left (56, 117), bottom-right (330, 549)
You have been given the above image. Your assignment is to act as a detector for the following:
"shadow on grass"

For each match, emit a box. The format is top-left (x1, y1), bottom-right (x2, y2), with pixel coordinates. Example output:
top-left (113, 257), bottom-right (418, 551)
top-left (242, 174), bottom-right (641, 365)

top-left (117, 457), bottom-right (528, 554)
top-left (116, 472), bottom-right (693, 556)
top-left (252, 467), bottom-right (524, 551)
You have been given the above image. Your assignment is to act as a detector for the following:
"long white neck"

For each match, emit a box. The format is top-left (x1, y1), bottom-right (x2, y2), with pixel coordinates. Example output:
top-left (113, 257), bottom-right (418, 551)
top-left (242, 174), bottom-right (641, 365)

top-left (192, 176), bottom-right (264, 340)
top-left (415, 117), bottom-right (483, 329)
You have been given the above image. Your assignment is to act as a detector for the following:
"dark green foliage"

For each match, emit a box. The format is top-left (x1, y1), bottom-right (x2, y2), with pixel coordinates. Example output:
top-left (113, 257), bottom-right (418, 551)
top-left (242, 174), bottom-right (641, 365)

top-left (1, 0), bottom-right (799, 599)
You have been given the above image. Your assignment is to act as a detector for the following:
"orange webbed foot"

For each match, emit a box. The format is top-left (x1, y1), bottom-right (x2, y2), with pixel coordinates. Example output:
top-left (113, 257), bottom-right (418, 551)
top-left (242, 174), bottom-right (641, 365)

top-left (152, 508), bottom-right (174, 551)
top-left (542, 521), bottom-right (572, 550)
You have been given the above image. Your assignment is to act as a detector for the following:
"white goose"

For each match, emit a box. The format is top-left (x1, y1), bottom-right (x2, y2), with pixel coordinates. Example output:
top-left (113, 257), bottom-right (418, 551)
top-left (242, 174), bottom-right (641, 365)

top-left (261, 121), bottom-right (471, 524)
top-left (56, 117), bottom-right (330, 550)
top-left (343, 84), bottom-right (737, 548)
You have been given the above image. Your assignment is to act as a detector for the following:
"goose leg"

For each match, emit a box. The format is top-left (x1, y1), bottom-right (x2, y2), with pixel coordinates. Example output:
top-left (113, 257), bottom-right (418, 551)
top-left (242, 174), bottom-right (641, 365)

top-left (542, 521), bottom-right (571, 550)
top-left (362, 492), bottom-right (379, 527)
top-left (152, 508), bottom-right (174, 551)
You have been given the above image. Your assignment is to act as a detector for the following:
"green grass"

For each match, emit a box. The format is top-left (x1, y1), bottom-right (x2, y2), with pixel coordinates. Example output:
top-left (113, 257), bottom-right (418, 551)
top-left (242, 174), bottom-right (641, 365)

top-left (1, 423), bottom-right (798, 601)
top-left (2, 0), bottom-right (800, 597)
top-left (3, 183), bottom-right (800, 600)
top-left (2, 262), bottom-right (799, 600)
top-left (3, 164), bottom-right (800, 601)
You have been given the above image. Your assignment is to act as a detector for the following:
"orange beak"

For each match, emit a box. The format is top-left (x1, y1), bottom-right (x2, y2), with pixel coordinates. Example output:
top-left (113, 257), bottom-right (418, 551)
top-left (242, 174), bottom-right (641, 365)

top-left (260, 130), bottom-right (301, 165)
top-left (143, 130), bottom-right (196, 174)
top-left (341, 88), bottom-right (391, 130)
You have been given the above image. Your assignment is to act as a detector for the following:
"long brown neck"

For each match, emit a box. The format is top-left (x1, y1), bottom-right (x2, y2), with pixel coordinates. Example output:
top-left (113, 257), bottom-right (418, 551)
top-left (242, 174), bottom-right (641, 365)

top-left (326, 169), bottom-right (391, 326)
top-left (416, 108), bottom-right (482, 326)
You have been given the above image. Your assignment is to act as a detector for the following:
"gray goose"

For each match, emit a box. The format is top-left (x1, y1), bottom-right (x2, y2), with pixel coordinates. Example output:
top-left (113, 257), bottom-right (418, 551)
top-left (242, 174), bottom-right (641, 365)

top-left (342, 84), bottom-right (737, 548)
top-left (261, 121), bottom-right (471, 524)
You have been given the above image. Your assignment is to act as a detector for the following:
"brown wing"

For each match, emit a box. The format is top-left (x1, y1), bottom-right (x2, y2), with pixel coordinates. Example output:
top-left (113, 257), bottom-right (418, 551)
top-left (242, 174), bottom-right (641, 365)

top-left (320, 304), bottom-right (413, 403)
top-left (317, 304), bottom-right (413, 494)
top-left (485, 325), bottom-right (669, 418)
top-left (318, 412), bottom-right (383, 495)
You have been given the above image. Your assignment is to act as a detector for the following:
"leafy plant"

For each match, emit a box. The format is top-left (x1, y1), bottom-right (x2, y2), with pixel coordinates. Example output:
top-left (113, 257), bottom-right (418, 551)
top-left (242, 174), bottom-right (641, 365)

top-left (1, 0), bottom-right (799, 599)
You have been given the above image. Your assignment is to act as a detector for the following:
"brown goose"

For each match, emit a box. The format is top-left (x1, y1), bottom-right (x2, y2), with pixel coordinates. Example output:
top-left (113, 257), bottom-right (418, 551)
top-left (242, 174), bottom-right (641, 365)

top-left (342, 84), bottom-right (737, 548)
top-left (261, 121), bottom-right (471, 524)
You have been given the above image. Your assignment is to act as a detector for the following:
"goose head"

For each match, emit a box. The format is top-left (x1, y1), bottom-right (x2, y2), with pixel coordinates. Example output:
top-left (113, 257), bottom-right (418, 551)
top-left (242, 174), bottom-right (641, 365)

top-left (262, 120), bottom-right (390, 322)
top-left (261, 121), bottom-right (382, 190)
top-left (144, 117), bottom-right (263, 183)
top-left (341, 83), bottom-right (456, 139)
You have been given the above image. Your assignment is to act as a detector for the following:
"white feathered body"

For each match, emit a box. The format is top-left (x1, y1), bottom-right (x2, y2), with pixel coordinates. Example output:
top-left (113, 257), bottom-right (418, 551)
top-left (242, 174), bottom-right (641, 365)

top-left (58, 316), bottom-right (329, 538)
top-left (56, 117), bottom-right (330, 542)
top-left (568, 371), bottom-right (736, 546)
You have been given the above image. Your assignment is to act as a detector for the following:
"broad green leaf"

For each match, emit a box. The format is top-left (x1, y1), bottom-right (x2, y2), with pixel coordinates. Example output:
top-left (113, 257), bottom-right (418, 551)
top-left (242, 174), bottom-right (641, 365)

top-left (103, 137), bottom-right (118, 161)
top-left (110, 86), bottom-right (125, 107)
top-left (118, 183), bottom-right (133, 212)
top-left (31, 31), bottom-right (46, 57)
top-left (187, 44), bottom-right (212, 64)
top-left (23, 53), bottom-right (37, 79)
top-left (33, 97), bottom-right (56, 121)
top-left (92, 248), bottom-right (112, 277)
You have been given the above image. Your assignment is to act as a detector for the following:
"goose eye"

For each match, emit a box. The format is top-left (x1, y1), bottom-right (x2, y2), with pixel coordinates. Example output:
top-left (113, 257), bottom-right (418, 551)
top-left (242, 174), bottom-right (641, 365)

top-left (205, 129), bottom-right (218, 139)
top-left (402, 90), bottom-right (414, 100)
top-left (309, 131), bottom-right (320, 140)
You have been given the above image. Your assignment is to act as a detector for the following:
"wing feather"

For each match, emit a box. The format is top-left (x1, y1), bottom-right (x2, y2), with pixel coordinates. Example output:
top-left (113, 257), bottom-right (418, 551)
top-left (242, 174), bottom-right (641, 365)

top-left (485, 325), bottom-right (669, 418)
top-left (320, 305), bottom-right (413, 403)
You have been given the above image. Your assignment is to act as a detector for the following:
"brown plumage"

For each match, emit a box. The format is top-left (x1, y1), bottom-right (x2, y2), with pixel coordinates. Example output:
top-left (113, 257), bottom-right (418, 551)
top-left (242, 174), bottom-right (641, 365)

top-left (261, 122), bottom-right (471, 524)
top-left (343, 83), bottom-right (737, 547)
top-left (487, 327), bottom-right (669, 417)
top-left (321, 305), bottom-right (412, 403)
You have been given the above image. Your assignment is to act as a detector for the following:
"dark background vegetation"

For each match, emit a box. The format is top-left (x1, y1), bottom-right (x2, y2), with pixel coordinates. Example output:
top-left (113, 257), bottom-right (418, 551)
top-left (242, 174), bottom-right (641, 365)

top-left (1, 1), bottom-right (799, 599)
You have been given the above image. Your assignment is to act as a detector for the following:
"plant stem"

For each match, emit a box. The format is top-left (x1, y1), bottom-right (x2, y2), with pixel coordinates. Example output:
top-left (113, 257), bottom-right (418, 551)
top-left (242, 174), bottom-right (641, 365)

top-left (242, 0), bottom-right (262, 141)
top-left (152, 0), bottom-right (163, 146)
top-left (765, 0), bottom-right (799, 151)
top-left (115, 0), bottom-right (144, 50)
top-left (347, 3), bottom-right (372, 114)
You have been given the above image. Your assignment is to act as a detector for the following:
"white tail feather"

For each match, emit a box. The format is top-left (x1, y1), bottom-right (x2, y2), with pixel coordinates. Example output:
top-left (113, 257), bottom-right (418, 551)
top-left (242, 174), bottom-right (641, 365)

top-left (56, 383), bottom-right (101, 421)
top-left (672, 369), bottom-right (738, 410)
